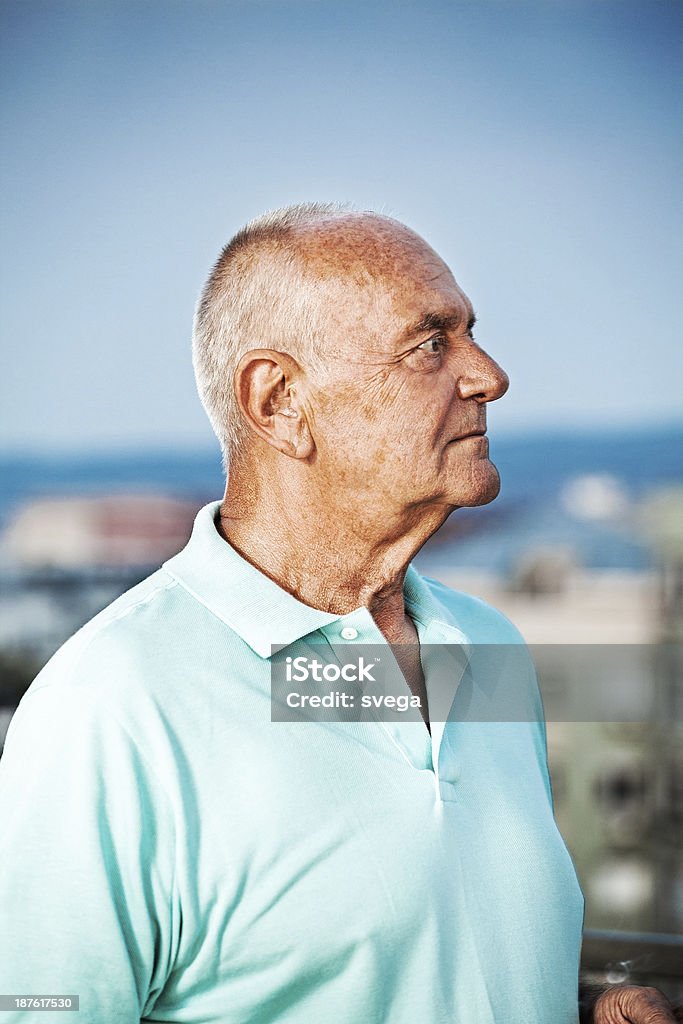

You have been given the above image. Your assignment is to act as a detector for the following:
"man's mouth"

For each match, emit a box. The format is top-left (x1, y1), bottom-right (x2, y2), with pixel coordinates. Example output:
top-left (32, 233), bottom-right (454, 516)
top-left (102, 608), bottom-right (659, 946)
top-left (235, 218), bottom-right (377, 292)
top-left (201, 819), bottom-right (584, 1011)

top-left (450, 428), bottom-right (487, 442)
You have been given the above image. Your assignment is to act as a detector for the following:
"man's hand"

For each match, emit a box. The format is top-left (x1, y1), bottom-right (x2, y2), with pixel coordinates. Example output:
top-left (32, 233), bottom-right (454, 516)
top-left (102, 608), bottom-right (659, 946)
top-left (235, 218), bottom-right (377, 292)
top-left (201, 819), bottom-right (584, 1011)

top-left (593, 985), bottom-right (680, 1023)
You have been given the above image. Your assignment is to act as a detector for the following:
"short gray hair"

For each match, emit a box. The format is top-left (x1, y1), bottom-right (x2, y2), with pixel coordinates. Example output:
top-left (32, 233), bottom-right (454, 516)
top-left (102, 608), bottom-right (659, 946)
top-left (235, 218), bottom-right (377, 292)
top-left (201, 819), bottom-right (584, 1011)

top-left (192, 201), bottom-right (352, 467)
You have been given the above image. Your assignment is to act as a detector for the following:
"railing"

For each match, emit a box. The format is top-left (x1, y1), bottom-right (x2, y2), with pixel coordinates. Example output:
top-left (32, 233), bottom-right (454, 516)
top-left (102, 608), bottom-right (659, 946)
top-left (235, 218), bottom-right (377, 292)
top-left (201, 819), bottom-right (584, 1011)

top-left (582, 929), bottom-right (683, 1003)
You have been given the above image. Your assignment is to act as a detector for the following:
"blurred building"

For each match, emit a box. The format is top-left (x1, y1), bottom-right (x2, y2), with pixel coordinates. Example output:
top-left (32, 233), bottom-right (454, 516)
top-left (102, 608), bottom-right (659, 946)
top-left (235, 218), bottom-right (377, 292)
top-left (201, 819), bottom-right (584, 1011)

top-left (0, 495), bottom-right (199, 695)
top-left (2, 494), bottom-right (198, 569)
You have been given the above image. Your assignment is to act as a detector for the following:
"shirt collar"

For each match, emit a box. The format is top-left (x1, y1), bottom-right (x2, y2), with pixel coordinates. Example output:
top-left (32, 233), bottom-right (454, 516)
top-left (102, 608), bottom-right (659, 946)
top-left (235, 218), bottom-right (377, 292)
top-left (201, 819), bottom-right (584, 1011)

top-left (163, 500), bottom-right (462, 658)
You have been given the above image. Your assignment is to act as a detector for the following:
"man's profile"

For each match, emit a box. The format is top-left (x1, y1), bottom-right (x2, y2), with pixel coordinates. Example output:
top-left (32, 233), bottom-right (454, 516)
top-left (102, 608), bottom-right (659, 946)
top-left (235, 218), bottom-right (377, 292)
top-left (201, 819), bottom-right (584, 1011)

top-left (0, 204), bottom-right (676, 1023)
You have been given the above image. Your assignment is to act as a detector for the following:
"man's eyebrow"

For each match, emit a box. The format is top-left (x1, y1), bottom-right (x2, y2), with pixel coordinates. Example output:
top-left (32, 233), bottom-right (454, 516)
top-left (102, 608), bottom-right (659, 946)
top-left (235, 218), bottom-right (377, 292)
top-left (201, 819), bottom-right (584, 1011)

top-left (401, 309), bottom-right (477, 342)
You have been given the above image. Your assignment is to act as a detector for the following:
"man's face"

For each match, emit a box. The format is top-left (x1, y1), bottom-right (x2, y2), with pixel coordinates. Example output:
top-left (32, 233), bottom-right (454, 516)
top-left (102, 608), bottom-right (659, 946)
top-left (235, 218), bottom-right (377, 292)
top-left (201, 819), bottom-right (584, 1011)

top-left (300, 220), bottom-right (509, 521)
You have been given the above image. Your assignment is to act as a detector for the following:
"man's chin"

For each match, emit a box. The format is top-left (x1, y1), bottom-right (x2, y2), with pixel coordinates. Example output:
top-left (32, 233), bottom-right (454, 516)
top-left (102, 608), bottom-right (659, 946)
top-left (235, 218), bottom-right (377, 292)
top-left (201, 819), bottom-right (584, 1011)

top-left (451, 464), bottom-right (501, 508)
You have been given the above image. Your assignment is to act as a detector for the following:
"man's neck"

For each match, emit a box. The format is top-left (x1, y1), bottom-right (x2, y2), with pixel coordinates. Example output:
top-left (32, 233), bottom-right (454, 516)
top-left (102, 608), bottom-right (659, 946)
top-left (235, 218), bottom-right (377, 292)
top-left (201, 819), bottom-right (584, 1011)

top-left (218, 465), bottom-right (451, 641)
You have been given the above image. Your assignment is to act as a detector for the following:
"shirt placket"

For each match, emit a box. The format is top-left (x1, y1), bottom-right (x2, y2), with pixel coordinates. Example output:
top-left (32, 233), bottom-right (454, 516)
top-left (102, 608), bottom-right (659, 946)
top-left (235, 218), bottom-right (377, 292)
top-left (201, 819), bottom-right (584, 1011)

top-left (318, 610), bottom-right (434, 773)
top-left (412, 617), bottom-right (473, 802)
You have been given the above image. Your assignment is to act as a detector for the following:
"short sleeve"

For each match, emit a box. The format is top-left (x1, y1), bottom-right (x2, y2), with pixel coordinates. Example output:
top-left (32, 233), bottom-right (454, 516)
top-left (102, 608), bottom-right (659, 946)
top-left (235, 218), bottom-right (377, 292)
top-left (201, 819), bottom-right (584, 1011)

top-left (0, 680), bottom-right (178, 1023)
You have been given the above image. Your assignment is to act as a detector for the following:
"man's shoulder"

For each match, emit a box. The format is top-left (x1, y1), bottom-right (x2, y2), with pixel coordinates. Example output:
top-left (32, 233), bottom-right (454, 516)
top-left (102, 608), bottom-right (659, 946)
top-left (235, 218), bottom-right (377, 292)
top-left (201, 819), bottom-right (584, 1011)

top-left (23, 568), bottom-right (184, 704)
top-left (418, 573), bottom-right (527, 645)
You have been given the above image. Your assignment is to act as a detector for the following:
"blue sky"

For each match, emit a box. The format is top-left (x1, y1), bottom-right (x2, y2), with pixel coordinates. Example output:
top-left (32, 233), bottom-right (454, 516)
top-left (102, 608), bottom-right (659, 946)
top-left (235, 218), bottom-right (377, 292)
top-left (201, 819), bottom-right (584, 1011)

top-left (1, 0), bottom-right (681, 453)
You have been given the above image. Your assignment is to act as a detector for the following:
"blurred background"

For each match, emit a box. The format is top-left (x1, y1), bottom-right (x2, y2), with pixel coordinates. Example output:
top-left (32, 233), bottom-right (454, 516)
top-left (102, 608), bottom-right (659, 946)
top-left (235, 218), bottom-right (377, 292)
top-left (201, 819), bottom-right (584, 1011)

top-left (1, 0), bottom-right (682, 998)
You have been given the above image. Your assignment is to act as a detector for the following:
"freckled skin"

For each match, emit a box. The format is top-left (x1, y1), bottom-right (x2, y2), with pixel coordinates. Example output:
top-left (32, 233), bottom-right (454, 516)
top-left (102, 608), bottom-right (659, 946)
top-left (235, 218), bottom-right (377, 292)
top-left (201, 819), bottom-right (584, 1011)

top-left (292, 214), bottom-right (509, 516)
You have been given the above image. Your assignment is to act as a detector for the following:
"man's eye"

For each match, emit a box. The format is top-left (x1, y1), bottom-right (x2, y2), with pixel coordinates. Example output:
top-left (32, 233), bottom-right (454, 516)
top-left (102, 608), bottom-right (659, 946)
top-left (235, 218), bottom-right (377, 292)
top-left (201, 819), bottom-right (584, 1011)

top-left (417, 335), bottom-right (446, 354)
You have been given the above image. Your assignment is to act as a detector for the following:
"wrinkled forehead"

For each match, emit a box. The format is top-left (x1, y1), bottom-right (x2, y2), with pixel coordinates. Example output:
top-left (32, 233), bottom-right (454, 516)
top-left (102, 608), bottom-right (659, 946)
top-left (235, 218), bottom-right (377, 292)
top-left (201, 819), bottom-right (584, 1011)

top-left (294, 215), bottom-right (471, 343)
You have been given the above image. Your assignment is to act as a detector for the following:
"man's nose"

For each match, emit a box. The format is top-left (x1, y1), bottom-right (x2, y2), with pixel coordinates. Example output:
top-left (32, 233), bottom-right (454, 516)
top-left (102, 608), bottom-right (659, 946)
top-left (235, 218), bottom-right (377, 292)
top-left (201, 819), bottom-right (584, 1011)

top-left (455, 344), bottom-right (509, 404)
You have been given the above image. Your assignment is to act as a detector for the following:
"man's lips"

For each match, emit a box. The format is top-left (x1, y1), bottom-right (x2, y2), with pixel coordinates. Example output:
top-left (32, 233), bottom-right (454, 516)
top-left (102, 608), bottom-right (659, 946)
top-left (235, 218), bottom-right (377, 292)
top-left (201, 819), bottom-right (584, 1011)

top-left (449, 428), bottom-right (487, 442)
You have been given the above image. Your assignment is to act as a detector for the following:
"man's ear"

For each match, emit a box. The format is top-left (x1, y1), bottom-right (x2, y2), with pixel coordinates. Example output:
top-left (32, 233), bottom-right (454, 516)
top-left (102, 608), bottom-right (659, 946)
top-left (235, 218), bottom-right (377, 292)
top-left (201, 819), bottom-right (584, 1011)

top-left (233, 349), bottom-right (314, 458)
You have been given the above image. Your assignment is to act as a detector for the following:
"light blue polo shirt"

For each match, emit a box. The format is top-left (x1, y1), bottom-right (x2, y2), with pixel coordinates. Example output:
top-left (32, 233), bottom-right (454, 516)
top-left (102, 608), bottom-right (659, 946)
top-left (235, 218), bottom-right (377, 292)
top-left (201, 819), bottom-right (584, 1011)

top-left (0, 501), bottom-right (583, 1023)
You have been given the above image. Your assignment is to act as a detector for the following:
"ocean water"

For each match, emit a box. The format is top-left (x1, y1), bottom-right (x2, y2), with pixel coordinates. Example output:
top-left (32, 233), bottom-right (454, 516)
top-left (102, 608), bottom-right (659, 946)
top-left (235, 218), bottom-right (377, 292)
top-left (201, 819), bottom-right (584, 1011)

top-left (1, 424), bottom-right (681, 573)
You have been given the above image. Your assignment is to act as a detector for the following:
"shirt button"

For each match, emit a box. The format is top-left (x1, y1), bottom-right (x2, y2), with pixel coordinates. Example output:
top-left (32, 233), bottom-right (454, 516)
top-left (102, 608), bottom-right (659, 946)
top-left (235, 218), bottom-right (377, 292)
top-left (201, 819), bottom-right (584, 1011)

top-left (341, 626), bottom-right (358, 640)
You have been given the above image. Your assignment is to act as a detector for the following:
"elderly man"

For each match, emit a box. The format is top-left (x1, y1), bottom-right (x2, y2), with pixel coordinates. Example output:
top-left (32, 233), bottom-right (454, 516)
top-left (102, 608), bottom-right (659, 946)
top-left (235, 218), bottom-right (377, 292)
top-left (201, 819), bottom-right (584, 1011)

top-left (0, 204), bottom-right (675, 1023)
